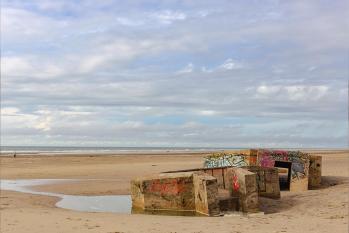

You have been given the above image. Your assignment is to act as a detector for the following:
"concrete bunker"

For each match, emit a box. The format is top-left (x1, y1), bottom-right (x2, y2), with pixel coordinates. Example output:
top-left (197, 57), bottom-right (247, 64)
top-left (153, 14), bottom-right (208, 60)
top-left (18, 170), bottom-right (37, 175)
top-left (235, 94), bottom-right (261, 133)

top-left (130, 149), bottom-right (322, 217)
top-left (204, 149), bottom-right (322, 191)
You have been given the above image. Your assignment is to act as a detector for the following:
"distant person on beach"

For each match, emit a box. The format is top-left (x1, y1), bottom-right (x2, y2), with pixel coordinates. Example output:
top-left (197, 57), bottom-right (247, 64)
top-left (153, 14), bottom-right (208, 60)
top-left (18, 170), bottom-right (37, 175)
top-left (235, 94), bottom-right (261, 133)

top-left (13, 152), bottom-right (17, 158)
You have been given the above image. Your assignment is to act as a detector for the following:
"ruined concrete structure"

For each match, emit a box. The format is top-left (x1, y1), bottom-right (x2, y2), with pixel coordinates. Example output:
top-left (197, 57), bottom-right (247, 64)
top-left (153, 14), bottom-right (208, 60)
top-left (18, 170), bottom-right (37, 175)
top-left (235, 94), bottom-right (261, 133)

top-left (131, 167), bottom-right (261, 216)
top-left (204, 149), bottom-right (322, 191)
top-left (131, 172), bottom-right (221, 216)
top-left (130, 149), bottom-right (322, 216)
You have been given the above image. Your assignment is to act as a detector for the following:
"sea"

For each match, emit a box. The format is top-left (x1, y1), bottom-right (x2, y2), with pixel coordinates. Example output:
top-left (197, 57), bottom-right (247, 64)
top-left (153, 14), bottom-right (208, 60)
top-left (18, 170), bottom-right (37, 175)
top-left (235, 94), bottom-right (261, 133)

top-left (1, 146), bottom-right (341, 156)
top-left (0, 146), bottom-right (236, 155)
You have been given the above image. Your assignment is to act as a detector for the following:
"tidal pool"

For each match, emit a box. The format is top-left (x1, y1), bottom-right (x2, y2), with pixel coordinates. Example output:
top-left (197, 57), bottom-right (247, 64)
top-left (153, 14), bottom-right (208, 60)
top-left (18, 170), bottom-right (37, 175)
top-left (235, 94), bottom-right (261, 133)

top-left (0, 179), bottom-right (131, 213)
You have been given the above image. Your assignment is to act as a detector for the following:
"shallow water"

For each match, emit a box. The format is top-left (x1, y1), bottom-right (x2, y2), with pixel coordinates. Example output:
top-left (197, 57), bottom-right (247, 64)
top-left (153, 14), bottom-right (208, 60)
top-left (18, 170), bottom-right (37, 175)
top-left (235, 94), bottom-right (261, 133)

top-left (0, 179), bottom-right (131, 213)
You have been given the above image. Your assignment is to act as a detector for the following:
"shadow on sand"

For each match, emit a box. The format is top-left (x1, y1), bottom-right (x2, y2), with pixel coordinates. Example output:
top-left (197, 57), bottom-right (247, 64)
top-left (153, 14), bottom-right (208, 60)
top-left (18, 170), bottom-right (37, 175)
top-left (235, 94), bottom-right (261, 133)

top-left (259, 176), bottom-right (348, 214)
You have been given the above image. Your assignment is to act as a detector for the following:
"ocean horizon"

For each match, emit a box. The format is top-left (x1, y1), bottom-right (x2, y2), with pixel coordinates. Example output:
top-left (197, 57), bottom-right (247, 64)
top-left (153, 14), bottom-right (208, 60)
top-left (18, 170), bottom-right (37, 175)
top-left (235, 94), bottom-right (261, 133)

top-left (1, 146), bottom-right (346, 155)
top-left (0, 146), bottom-right (242, 154)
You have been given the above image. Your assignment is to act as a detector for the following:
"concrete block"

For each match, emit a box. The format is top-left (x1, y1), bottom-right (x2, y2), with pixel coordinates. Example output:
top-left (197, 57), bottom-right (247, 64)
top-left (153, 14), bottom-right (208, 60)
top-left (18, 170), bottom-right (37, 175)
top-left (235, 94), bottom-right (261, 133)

top-left (308, 155), bottom-right (322, 188)
top-left (130, 178), bottom-right (145, 210)
top-left (218, 196), bottom-right (239, 212)
top-left (212, 168), bottom-right (225, 189)
top-left (290, 160), bottom-right (309, 192)
top-left (246, 166), bottom-right (280, 199)
top-left (193, 174), bottom-right (220, 216)
top-left (230, 168), bottom-right (259, 213)
top-left (131, 172), bottom-right (221, 216)
top-left (142, 172), bottom-right (196, 211)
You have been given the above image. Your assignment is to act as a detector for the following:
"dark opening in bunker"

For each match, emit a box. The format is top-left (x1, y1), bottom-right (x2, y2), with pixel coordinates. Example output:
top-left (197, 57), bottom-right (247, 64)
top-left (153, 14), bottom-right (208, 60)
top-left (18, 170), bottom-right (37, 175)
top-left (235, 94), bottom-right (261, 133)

top-left (274, 161), bottom-right (292, 190)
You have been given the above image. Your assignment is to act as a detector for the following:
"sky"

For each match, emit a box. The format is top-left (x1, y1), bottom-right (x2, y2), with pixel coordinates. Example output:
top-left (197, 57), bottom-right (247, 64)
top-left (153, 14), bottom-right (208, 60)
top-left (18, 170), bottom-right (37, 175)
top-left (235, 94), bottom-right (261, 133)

top-left (1, 0), bottom-right (348, 148)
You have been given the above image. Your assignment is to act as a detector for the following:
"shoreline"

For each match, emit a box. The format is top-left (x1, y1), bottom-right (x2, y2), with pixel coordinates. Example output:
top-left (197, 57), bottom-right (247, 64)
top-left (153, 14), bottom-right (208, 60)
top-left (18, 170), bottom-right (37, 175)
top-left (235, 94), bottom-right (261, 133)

top-left (0, 151), bottom-right (215, 158)
top-left (1, 148), bottom-right (347, 158)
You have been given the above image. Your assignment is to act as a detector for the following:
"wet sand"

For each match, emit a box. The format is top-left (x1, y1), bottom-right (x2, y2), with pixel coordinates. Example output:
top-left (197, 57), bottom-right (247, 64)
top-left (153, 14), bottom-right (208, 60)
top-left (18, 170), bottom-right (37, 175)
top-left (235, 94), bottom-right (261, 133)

top-left (0, 150), bottom-right (348, 233)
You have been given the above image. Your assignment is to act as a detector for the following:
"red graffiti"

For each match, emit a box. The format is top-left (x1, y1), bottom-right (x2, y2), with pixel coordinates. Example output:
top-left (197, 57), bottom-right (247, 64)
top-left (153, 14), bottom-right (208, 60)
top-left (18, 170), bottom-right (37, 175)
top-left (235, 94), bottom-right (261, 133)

top-left (259, 155), bottom-right (274, 167)
top-left (259, 150), bottom-right (291, 167)
top-left (232, 175), bottom-right (240, 191)
top-left (274, 150), bottom-right (288, 161)
top-left (147, 179), bottom-right (186, 195)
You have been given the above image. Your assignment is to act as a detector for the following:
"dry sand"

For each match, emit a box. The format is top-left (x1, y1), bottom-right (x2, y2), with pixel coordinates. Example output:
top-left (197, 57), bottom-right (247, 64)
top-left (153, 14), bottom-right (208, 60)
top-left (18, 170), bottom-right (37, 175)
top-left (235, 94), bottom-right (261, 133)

top-left (0, 150), bottom-right (348, 233)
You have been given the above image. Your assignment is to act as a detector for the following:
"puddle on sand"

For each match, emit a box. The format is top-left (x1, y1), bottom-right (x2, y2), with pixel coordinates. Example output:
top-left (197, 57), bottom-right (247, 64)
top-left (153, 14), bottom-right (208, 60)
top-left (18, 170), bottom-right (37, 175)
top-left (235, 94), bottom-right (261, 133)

top-left (0, 179), bottom-right (131, 214)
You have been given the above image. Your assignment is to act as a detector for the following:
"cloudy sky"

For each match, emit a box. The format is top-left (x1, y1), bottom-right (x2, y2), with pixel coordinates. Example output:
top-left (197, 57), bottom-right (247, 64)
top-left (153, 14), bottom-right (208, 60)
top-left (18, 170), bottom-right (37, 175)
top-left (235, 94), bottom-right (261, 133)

top-left (1, 0), bottom-right (348, 148)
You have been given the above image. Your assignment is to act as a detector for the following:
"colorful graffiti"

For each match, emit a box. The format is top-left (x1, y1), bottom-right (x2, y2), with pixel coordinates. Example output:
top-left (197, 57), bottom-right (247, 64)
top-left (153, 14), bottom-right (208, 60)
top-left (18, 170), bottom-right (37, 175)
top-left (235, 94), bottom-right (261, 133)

top-left (146, 179), bottom-right (187, 195)
top-left (204, 153), bottom-right (248, 168)
top-left (258, 150), bottom-right (309, 180)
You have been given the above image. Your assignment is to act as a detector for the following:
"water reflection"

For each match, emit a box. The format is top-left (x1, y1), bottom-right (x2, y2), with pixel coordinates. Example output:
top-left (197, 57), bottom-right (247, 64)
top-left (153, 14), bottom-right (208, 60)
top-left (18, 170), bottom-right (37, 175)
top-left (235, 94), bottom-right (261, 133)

top-left (0, 179), bottom-right (131, 213)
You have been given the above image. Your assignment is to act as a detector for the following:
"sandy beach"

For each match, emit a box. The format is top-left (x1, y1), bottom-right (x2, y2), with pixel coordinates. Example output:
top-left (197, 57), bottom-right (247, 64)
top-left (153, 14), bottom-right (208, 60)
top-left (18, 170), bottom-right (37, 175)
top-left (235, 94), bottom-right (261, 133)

top-left (0, 150), bottom-right (348, 233)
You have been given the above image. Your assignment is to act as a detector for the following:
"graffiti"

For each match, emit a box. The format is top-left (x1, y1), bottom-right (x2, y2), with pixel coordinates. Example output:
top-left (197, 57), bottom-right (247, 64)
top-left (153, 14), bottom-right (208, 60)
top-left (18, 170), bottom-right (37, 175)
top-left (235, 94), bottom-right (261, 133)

top-left (232, 174), bottom-right (240, 191)
top-left (258, 150), bottom-right (310, 180)
top-left (259, 154), bottom-right (274, 167)
top-left (291, 163), bottom-right (306, 179)
top-left (204, 150), bottom-right (310, 181)
top-left (204, 153), bottom-right (248, 168)
top-left (146, 179), bottom-right (187, 195)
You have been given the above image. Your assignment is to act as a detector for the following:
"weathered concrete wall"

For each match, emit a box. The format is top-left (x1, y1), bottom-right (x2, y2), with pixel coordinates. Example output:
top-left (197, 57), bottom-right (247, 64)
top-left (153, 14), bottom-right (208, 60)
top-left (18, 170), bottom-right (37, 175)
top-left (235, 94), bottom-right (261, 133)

top-left (142, 173), bottom-right (195, 211)
top-left (203, 149), bottom-right (322, 192)
top-left (131, 167), bottom-right (260, 216)
top-left (257, 150), bottom-right (310, 192)
top-left (164, 167), bottom-right (240, 191)
top-left (308, 155), bottom-right (322, 188)
top-left (164, 166), bottom-right (263, 213)
top-left (130, 178), bottom-right (145, 210)
top-left (193, 174), bottom-right (220, 216)
top-left (238, 149), bottom-right (258, 166)
top-left (229, 168), bottom-right (259, 213)
top-left (197, 167), bottom-right (259, 213)
top-left (193, 174), bottom-right (209, 215)
top-left (263, 168), bottom-right (281, 197)
top-left (203, 149), bottom-right (258, 168)
top-left (246, 166), bottom-right (280, 199)
top-left (131, 172), bottom-right (221, 216)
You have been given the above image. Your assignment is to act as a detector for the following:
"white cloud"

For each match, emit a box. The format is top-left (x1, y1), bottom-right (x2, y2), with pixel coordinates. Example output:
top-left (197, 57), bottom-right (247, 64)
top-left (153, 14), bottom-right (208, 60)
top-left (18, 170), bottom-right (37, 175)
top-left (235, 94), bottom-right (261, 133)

top-left (1, 7), bottom-right (67, 43)
top-left (256, 85), bottom-right (329, 101)
top-left (285, 85), bottom-right (329, 101)
top-left (77, 37), bottom-right (200, 73)
top-left (177, 63), bottom-right (194, 74)
top-left (2, 56), bottom-right (64, 79)
top-left (218, 58), bottom-right (244, 70)
top-left (201, 66), bottom-right (213, 73)
top-left (200, 59), bottom-right (245, 73)
top-left (115, 121), bottom-right (144, 129)
top-left (149, 10), bottom-right (187, 24)
top-left (116, 17), bottom-right (144, 26)
top-left (34, 116), bottom-right (52, 131)
top-left (256, 85), bottom-right (281, 96)
top-left (78, 40), bottom-right (139, 73)
top-left (1, 107), bottom-right (20, 115)
top-left (34, 0), bottom-right (76, 11)
top-left (1, 57), bottom-right (33, 76)
top-left (199, 110), bottom-right (217, 116)
top-left (1, 108), bottom-right (51, 132)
